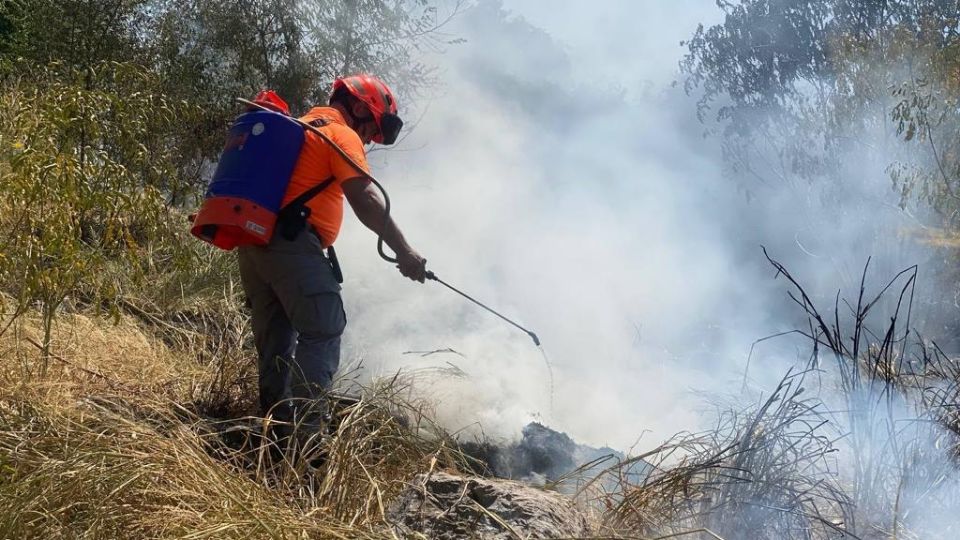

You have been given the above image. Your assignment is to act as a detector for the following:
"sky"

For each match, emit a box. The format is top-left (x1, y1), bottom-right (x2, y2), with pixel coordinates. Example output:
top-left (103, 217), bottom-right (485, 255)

top-left (330, 0), bottom-right (944, 451)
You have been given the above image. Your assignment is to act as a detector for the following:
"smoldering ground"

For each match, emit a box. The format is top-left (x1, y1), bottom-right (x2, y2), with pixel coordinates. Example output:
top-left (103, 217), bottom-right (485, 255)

top-left (332, 0), bottom-right (951, 456)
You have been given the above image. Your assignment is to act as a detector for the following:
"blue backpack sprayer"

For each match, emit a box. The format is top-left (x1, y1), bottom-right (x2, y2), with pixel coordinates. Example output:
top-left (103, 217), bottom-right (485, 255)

top-left (190, 96), bottom-right (542, 348)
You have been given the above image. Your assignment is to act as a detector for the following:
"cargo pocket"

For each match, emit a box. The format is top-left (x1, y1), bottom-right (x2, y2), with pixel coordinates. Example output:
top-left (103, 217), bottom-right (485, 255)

top-left (289, 278), bottom-right (346, 338)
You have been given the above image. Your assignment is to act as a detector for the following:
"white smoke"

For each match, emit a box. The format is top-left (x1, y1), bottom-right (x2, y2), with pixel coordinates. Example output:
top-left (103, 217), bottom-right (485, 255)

top-left (331, 0), bottom-right (947, 455)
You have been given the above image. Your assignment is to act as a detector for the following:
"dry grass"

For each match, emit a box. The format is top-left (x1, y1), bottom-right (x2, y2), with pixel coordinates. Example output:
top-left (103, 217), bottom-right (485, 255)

top-left (3, 250), bottom-right (960, 540)
top-left (0, 303), bottom-right (466, 540)
top-left (0, 389), bottom-right (367, 539)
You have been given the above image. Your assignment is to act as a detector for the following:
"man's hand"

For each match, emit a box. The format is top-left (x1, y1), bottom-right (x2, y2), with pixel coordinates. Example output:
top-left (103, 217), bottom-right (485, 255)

top-left (396, 249), bottom-right (427, 283)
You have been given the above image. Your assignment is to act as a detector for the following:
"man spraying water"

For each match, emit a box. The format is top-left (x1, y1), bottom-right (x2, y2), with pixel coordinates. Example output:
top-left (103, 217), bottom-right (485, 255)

top-left (193, 75), bottom-right (542, 449)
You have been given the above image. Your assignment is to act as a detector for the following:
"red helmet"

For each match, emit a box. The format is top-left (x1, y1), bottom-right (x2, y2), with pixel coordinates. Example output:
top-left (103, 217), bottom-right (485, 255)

top-left (332, 75), bottom-right (403, 144)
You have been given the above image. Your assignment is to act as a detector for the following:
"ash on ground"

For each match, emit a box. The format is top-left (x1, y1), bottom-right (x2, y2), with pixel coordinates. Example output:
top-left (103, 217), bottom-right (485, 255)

top-left (459, 422), bottom-right (650, 489)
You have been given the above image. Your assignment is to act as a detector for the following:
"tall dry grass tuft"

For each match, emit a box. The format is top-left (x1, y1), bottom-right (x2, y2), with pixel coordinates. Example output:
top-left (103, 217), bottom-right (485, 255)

top-left (762, 252), bottom-right (960, 535)
top-left (583, 370), bottom-right (851, 540)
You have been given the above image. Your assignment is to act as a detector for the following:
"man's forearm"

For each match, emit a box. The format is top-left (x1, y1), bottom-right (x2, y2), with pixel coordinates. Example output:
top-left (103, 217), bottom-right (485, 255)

top-left (351, 192), bottom-right (412, 255)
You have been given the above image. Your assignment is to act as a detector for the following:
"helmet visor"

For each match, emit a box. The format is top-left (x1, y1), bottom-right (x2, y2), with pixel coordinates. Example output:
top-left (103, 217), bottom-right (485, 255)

top-left (378, 112), bottom-right (403, 145)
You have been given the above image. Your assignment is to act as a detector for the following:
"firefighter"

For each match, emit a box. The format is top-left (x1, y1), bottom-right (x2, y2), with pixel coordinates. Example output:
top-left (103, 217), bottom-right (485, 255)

top-left (236, 76), bottom-right (426, 441)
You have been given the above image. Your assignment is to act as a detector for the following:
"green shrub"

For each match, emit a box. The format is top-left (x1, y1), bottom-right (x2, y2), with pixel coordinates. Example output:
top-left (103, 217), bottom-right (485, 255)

top-left (0, 61), bottom-right (197, 365)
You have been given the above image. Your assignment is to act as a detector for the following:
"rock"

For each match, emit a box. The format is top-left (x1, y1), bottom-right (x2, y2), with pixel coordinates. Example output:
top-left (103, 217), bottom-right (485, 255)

top-left (388, 471), bottom-right (593, 539)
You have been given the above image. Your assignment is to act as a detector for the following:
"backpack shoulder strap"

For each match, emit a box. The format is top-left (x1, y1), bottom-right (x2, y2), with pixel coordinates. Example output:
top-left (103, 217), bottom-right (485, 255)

top-left (281, 117), bottom-right (334, 210)
top-left (283, 175), bottom-right (335, 210)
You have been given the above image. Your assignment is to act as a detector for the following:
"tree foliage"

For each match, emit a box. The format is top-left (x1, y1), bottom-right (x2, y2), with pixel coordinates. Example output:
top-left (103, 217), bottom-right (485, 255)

top-left (0, 0), bottom-right (458, 349)
top-left (0, 0), bottom-right (459, 199)
top-left (147, 0), bottom-right (458, 195)
top-left (0, 61), bottom-right (190, 360)
top-left (683, 0), bottom-right (960, 218)
top-left (0, 0), bottom-right (155, 68)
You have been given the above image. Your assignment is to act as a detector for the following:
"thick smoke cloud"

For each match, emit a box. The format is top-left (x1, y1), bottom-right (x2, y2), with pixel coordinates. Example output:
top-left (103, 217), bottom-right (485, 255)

top-left (331, 0), bottom-right (943, 450)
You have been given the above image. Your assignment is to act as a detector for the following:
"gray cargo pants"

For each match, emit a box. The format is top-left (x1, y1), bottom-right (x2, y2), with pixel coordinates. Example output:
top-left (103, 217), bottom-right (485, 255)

top-left (237, 229), bottom-right (345, 430)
